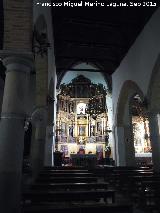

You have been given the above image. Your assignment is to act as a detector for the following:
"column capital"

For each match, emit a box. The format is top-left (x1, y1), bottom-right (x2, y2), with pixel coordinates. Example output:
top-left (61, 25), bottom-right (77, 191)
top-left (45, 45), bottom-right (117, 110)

top-left (0, 50), bottom-right (34, 73)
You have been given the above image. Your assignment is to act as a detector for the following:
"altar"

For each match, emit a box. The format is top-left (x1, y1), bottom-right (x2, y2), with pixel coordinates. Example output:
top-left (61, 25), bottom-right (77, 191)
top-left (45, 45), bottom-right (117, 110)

top-left (56, 75), bottom-right (112, 162)
top-left (71, 154), bottom-right (97, 167)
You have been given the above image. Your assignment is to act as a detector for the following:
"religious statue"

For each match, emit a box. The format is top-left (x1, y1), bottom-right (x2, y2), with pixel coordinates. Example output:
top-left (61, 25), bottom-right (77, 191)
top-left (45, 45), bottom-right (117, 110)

top-left (69, 126), bottom-right (74, 137)
top-left (105, 145), bottom-right (111, 158)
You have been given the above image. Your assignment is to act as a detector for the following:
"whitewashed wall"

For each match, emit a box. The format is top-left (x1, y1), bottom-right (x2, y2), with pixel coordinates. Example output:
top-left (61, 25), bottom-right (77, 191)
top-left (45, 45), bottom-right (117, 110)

top-left (112, 8), bottom-right (160, 122)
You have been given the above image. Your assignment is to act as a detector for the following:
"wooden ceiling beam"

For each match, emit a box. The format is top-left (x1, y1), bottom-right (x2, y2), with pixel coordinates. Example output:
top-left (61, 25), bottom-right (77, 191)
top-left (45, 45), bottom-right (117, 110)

top-left (56, 68), bottom-right (108, 73)
top-left (56, 56), bottom-right (119, 63)
top-left (55, 39), bottom-right (126, 50)
top-left (54, 17), bottom-right (138, 28)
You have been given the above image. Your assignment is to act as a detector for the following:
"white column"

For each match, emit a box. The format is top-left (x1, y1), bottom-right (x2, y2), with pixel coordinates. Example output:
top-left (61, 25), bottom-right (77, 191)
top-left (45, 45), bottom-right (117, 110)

top-left (111, 125), bottom-right (116, 162)
top-left (114, 125), bottom-right (135, 166)
top-left (0, 55), bottom-right (33, 213)
top-left (148, 112), bottom-right (160, 172)
top-left (114, 126), bottom-right (126, 166)
top-left (124, 125), bottom-right (136, 166)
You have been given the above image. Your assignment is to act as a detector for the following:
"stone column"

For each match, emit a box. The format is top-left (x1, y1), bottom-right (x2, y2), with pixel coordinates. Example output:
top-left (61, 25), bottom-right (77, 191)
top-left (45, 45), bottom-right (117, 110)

top-left (44, 96), bottom-right (55, 167)
top-left (114, 126), bottom-right (126, 166)
top-left (30, 107), bottom-right (47, 179)
top-left (29, 52), bottom-right (48, 175)
top-left (32, 125), bottom-right (46, 177)
top-left (124, 125), bottom-right (136, 167)
top-left (44, 125), bottom-right (54, 166)
top-left (114, 125), bottom-right (135, 166)
top-left (0, 54), bottom-right (33, 213)
top-left (148, 112), bottom-right (160, 172)
top-left (112, 125), bottom-right (117, 164)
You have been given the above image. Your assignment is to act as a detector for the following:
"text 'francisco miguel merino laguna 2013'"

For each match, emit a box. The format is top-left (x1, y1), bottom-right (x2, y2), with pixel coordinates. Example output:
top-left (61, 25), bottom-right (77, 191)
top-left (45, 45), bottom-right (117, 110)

top-left (39, 1), bottom-right (105, 7)
top-left (37, 1), bottom-right (157, 7)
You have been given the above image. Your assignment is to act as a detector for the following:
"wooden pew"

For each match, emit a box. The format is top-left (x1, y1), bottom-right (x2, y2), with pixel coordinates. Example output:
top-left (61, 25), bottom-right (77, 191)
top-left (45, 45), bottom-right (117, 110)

top-left (106, 170), bottom-right (154, 188)
top-left (102, 166), bottom-right (152, 182)
top-left (23, 189), bottom-right (116, 204)
top-left (112, 166), bottom-right (152, 170)
top-left (39, 172), bottom-right (95, 177)
top-left (43, 166), bottom-right (87, 170)
top-left (108, 172), bottom-right (154, 187)
top-left (133, 179), bottom-right (160, 211)
top-left (36, 176), bottom-right (98, 183)
top-left (31, 182), bottom-right (109, 191)
top-left (22, 166), bottom-right (133, 213)
top-left (41, 169), bottom-right (89, 173)
top-left (23, 203), bottom-right (133, 213)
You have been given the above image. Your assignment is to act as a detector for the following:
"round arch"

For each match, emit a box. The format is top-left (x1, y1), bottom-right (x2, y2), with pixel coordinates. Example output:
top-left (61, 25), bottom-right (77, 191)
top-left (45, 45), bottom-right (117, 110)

top-left (115, 80), bottom-right (144, 166)
top-left (116, 80), bottom-right (144, 126)
top-left (56, 61), bottom-right (112, 91)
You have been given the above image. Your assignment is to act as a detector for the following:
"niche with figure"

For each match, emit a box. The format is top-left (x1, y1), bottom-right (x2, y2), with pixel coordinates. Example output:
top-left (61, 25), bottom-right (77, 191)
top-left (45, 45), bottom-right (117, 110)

top-left (131, 94), bottom-right (151, 154)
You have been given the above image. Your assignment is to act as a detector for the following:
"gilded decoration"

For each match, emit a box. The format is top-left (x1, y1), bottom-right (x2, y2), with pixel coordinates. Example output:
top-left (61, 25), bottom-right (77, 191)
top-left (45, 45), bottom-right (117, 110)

top-left (56, 75), bottom-right (110, 158)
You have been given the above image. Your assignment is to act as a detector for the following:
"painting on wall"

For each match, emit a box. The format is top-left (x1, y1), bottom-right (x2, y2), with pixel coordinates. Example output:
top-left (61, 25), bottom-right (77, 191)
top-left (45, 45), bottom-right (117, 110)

top-left (78, 125), bottom-right (86, 136)
top-left (132, 116), bottom-right (152, 154)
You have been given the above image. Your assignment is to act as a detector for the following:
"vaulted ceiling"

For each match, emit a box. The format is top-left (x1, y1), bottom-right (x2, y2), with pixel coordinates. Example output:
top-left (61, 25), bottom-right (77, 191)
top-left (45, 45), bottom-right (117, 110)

top-left (52, 5), bottom-right (157, 86)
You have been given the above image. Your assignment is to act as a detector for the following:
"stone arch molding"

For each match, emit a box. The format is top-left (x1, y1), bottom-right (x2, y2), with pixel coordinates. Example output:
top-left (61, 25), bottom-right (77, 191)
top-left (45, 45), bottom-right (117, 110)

top-left (56, 62), bottom-right (112, 92)
top-left (115, 80), bottom-right (144, 166)
top-left (147, 54), bottom-right (160, 113)
top-left (116, 80), bottom-right (144, 126)
top-left (25, 107), bottom-right (48, 128)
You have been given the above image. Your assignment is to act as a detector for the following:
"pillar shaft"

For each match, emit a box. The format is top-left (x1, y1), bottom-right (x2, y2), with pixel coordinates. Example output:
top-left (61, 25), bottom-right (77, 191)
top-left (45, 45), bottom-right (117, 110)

top-left (29, 53), bottom-right (48, 177)
top-left (115, 125), bottom-right (135, 166)
top-left (115, 126), bottom-right (126, 166)
top-left (0, 55), bottom-right (33, 213)
top-left (31, 125), bottom-right (46, 178)
top-left (30, 107), bottom-right (47, 179)
top-left (148, 113), bottom-right (160, 172)
top-left (124, 125), bottom-right (136, 166)
top-left (44, 125), bottom-right (54, 166)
